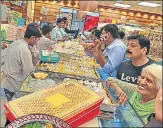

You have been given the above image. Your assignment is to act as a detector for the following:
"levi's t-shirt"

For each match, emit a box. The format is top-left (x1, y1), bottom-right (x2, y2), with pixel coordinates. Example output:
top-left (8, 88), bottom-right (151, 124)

top-left (117, 59), bottom-right (155, 84)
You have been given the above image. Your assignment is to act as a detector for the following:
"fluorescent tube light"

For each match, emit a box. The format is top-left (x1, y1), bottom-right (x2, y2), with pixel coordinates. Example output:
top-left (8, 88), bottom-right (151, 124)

top-left (138, 2), bottom-right (161, 7)
top-left (113, 3), bottom-right (131, 8)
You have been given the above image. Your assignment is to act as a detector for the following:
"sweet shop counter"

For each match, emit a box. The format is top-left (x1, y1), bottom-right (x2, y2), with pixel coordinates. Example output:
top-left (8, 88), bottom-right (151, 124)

top-left (18, 70), bottom-right (111, 105)
top-left (6, 69), bottom-right (144, 127)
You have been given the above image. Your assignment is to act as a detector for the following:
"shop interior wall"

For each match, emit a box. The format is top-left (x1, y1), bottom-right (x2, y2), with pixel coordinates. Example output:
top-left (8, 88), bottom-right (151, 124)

top-left (34, 1), bottom-right (78, 23)
top-left (33, 1), bottom-right (162, 26)
top-left (2, 1), bottom-right (28, 24)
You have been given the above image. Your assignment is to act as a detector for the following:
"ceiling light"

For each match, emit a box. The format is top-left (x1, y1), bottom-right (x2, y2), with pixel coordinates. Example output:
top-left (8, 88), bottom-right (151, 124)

top-left (138, 2), bottom-right (161, 7)
top-left (113, 3), bottom-right (131, 8)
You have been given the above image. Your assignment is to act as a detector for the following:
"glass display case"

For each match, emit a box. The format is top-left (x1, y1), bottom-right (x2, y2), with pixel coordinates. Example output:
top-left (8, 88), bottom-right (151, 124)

top-left (59, 7), bottom-right (100, 32)
top-left (98, 86), bottom-right (145, 127)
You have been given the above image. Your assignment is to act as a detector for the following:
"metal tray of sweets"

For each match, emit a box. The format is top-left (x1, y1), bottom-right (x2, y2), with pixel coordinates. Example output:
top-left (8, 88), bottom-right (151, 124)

top-left (36, 60), bottom-right (100, 80)
top-left (18, 69), bottom-right (102, 94)
top-left (59, 52), bottom-right (92, 61)
top-left (59, 52), bottom-right (98, 67)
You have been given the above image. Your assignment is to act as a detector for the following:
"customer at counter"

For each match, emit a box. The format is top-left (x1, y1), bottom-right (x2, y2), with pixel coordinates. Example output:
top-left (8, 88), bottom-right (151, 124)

top-left (107, 64), bottom-right (162, 124)
top-left (90, 24), bottom-right (126, 77)
top-left (117, 35), bottom-right (155, 84)
top-left (1, 24), bottom-right (41, 100)
top-left (51, 18), bottom-right (68, 42)
top-left (30, 25), bottom-right (55, 66)
top-left (1, 24), bottom-right (41, 127)
top-left (37, 25), bottom-right (54, 51)
top-left (118, 31), bottom-right (125, 40)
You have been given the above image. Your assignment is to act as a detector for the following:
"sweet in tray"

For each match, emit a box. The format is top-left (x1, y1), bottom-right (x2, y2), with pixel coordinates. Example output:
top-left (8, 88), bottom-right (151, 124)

top-left (33, 72), bottom-right (48, 79)
top-left (37, 61), bottom-right (99, 79)
top-left (64, 78), bottom-right (112, 105)
top-left (59, 53), bottom-right (98, 66)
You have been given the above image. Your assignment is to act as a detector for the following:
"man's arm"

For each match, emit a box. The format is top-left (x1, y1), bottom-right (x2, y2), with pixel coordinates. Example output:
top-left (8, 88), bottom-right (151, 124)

top-left (90, 40), bottom-right (107, 66)
top-left (91, 40), bottom-right (126, 74)
top-left (102, 46), bottom-right (126, 73)
top-left (51, 28), bottom-right (57, 41)
top-left (93, 50), bottom-right (107, 67)
top-left (21, 49), bottom-right (34, 75)
top-left (64, 28), bottom-right (76, 34)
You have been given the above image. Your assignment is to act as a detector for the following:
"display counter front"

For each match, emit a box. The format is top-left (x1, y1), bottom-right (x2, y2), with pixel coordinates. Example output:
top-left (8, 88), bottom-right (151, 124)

top-left (5, 69), bottom-right (144, 127)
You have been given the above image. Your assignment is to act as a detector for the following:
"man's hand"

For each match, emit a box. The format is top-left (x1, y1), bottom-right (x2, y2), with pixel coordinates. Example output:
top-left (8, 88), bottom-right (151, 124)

top-left (90, 40), bottom-right (102, 53)
top-left (47, 45), bottom-right (54, 51)
top-left (62, 36), bottom-right (68, 41)
top-left (80, 42), bottom-right (96, 51)
top-left (90, 40), bottom-right (107, 67)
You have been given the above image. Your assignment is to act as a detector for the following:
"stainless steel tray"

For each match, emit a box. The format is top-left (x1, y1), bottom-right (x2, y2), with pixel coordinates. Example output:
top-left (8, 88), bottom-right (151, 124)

top-left (59, 52), bottom-right (93, 62)
top-left (18, 69), bottom-right (102, 94)
top-left (37, 61), bottom-right (100, 80)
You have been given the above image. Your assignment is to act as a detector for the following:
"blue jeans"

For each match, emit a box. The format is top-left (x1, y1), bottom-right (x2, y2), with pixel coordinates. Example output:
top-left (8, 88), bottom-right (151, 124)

top-left (1, 88), bottom-right (6, 98)
top-left (1, 88), bottom-right (15, 101)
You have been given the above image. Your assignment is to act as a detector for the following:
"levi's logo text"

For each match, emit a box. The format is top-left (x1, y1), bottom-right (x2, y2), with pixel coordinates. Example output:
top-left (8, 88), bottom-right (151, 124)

top-left (121, 73), bottom-right (138, 83)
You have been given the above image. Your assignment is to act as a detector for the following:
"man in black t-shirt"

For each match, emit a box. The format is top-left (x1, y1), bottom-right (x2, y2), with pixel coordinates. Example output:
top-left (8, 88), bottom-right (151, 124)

top-left (117, 35), bottom-right (155, 84)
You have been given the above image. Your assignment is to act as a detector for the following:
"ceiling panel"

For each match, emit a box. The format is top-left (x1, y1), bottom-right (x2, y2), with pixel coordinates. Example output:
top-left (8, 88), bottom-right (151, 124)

top-left (98, 1), bottom-right (162, 15)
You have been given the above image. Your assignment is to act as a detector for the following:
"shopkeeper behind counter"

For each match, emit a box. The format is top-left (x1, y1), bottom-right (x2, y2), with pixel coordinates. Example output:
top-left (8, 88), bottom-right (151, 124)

top-left (51, 18), bottom-right (68, 42)
top-left (1, 24), bottom-right (42, 101)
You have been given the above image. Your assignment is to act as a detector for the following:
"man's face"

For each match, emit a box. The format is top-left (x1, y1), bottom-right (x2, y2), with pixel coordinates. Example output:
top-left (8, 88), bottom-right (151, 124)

top-left (64, 20), bottom-right (68, 28)
top-left (65, 20), bottom-right (68, 25)
top-left (29, 36), bottom-right (40, 46)
top-left (126, 39), bottom-right (147, 60)
top-left (92, 34), bottom-right (98, 41)
top-left (101, 30), bottom-right (110, 45)
top-left (58, 22), bottom-right (64, 28)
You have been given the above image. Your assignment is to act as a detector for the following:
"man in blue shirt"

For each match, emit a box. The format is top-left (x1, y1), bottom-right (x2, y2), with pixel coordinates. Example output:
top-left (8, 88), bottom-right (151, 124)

top-left (90, 24), bottom-right (126, 78)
